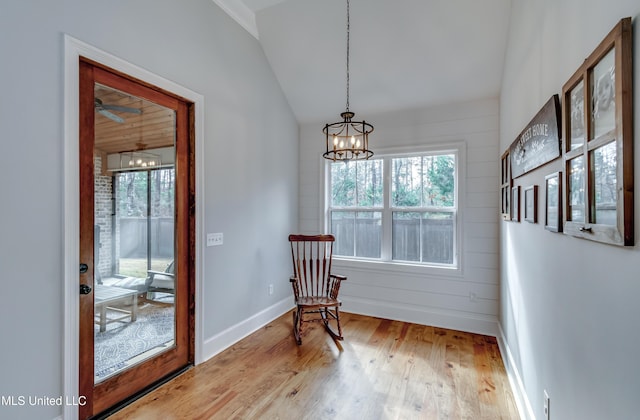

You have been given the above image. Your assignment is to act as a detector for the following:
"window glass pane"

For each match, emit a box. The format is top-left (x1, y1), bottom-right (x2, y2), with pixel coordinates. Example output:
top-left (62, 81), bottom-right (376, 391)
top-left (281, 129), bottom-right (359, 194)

top-left (116, 171), bottom-right (149, 277)
top-left (150, 169), bottom-right (175, 273)
top-left (331, 162), bottom-right (356, 207)
top-left (331, 211), bottom-right (355, 256)
top-left (569, 156), bottom-right (585, 222)
top-left (392, 212), bottom-right (421, 261)
top-left (593, 142), bottom-right (617, 225)
top-left (392, 154), bottom-right (456, 207)
top-left (422, 212), bottom-right (454, 264)
top-left (569, 80), bottom-right (585, 150)
top-left (591, 48), bottom-right (616, 139)
top-left (392, 212), bottom-right (454, 264)
top-left (331, 159), bottom-right (383, 207)
top-left (331, 211), bottom-right (381, 258)
top-left (392, 157), bottom-right (422, 207)
top-left (423, 154), bottom-right (455, 207)
top-left (355, 211), bottom-right (381, 258)
top-left (356, 160), bottom-right (383, 207)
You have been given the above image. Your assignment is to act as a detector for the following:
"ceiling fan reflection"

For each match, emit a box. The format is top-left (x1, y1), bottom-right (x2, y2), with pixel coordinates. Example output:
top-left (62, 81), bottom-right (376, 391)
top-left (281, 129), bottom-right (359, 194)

top-left (94, 98), bottom-right (142, 123)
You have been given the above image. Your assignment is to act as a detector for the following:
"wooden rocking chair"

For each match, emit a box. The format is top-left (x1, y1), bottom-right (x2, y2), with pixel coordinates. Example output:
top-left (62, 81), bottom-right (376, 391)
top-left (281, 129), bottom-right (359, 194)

top-left (289, 234), bottom-right (346, 345)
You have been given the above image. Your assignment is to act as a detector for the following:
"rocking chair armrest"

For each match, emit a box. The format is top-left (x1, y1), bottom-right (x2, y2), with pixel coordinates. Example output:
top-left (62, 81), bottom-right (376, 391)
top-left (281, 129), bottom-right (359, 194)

top-left (330, 274), bottom-right (347, 281)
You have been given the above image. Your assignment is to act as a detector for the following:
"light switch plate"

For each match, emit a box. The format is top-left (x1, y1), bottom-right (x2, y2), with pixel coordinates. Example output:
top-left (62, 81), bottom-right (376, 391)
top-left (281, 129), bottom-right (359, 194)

top-left (207, 232), bottom-right (223, 246)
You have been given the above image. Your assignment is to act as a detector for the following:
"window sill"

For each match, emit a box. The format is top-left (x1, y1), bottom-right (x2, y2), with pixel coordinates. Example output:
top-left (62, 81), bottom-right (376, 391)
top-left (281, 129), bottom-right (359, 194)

top-left (332, 257), bottom-right (462, 278)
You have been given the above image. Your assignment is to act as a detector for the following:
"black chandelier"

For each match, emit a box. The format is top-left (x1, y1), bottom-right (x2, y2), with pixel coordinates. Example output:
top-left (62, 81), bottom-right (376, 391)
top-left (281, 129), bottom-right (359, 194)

top-left (322, 0), bottom-right (374, 162)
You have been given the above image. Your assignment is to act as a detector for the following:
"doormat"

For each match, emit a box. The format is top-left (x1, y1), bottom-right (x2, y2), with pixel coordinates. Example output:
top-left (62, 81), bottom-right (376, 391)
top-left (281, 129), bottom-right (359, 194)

top-left (94, 303), bottom-right (175, 380)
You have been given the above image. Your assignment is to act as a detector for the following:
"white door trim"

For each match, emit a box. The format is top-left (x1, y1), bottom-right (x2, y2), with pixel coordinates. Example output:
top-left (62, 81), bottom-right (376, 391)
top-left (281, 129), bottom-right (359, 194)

top-left (63, 35), bottom-right (205, 420)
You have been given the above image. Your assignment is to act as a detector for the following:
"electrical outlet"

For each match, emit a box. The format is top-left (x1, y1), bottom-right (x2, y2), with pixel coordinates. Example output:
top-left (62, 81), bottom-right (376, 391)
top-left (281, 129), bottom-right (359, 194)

top-left (543, 390), bottom-right (550, 420)
top-left (269, 284), bottom-right (274, 295)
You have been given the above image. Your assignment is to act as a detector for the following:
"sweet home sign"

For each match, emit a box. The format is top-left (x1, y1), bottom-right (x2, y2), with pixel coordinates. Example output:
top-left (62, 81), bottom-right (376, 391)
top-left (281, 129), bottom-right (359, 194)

top-left (510, 95), bottom-right (561, 178)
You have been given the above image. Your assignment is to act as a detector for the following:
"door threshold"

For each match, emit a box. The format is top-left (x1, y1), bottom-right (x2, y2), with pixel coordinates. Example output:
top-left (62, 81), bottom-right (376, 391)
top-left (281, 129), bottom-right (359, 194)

top-left (91, 364), bottom-right (192, 420)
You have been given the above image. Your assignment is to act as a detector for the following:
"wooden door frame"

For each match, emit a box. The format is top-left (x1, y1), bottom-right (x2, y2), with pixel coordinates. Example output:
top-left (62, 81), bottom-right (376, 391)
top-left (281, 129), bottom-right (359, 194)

top-left (63, 35), bottom-right (205, 420)
top-left (80, 60), bottom-right (193, 417)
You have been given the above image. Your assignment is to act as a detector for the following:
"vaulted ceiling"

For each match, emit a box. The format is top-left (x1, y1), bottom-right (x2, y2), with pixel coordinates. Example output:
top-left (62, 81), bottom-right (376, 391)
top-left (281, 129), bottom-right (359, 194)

top-left (214, 0), bottom-right (511, 125)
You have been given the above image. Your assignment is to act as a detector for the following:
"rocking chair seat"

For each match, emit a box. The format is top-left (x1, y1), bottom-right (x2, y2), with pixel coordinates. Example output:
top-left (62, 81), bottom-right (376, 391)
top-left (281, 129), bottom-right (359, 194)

top-left (296, 296), bottom-right (340, 308)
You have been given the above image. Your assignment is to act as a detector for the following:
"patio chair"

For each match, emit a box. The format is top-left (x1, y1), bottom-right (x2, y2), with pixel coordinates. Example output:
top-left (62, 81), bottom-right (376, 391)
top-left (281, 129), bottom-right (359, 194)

top-left (289, 234), bottom-right (346, 345)
top-left (147, 260), bottom-right (175, 296)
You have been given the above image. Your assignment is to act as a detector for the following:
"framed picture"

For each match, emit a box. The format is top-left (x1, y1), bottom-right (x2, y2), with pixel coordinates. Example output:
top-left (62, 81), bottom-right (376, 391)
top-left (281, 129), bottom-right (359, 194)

top-left (524, 185), bottom-right (538, 223)
top-left (511, 186), bottom-right (520, 222)
top-left (545, 172), bottom-right (562, 232)
top-left (561, 18), bottom-right (633, 246)
top-left (510, 95), bottom-right (561, 178)
top-left (501, 150), bottom-right (511, 220)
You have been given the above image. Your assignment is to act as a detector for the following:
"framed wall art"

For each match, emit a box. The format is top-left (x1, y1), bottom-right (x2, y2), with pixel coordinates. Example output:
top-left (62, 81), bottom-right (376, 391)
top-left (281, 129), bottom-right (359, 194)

top-left (561, 17), bottom-right (633, 246)
top-left (510, 95), bottom-right (561, 178)
top-left (501, 149), bottom-right (511, 220)
top-left (511, 186), bottom-right (520, 222)
top-left (524, 185), bottom-right (538, 223)
top-left (545, 172), bottom-right (562, 232)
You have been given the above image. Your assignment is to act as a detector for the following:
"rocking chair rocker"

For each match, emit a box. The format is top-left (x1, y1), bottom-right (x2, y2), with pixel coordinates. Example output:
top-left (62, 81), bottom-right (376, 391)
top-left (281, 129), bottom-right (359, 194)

top-left (288, 234), bottom-right (346, 345)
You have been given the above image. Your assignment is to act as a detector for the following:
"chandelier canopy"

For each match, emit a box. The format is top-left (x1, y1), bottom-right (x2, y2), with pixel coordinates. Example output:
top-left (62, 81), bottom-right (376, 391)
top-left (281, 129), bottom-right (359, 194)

top-left (322, 0), bottom-right (374, 162)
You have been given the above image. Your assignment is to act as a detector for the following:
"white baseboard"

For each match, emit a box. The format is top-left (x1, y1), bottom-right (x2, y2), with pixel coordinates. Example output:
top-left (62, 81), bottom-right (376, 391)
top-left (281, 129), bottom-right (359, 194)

top-left (201, 297), bottom-right (293, 363)
top-left (497, 323), bottom-right (535, 420)
top-left (342, 296), bottom-right (499, 337)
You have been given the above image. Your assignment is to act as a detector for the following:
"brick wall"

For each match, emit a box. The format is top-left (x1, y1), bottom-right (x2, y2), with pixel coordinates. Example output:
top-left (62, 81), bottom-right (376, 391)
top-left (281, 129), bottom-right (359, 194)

top-left (94, 155), bottom-right (113, 279)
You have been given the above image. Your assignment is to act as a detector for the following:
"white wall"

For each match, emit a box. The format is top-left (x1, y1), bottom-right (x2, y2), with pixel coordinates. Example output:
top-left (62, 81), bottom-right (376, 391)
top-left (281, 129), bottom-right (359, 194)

top-left (500, 1), bottom-right (640, 419)
top-left (299, 98), bottom-right (501, 336)
top-left (0, 1), bottom-right (298, 419)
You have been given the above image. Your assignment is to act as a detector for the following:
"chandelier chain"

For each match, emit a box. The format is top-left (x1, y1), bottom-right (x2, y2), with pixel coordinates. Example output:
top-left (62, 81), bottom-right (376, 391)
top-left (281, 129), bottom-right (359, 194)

top-left (345, 0), bottom-right (350, 112)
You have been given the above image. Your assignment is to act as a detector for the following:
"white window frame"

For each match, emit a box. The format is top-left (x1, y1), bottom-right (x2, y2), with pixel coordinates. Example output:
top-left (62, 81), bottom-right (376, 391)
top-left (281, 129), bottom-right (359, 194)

top-left (324, 143), bottom-right (464, 274)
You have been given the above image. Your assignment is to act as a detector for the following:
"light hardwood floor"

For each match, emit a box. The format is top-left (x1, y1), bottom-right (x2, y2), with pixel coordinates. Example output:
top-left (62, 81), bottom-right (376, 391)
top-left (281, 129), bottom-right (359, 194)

top-left (109, 312), bottom-right (519, 419)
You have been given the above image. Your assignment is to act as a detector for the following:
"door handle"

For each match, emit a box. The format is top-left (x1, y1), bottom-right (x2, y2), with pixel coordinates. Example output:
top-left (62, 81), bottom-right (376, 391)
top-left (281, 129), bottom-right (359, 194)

top-left (79, 284), bottom-right (92, 295)
top-left (79, 263), bottom-right (89, 274)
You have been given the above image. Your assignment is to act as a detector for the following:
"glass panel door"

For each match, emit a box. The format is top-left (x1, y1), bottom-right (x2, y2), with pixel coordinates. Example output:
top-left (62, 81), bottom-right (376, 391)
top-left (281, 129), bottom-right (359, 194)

top-left (79, 59), bottom-right (192, 419)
